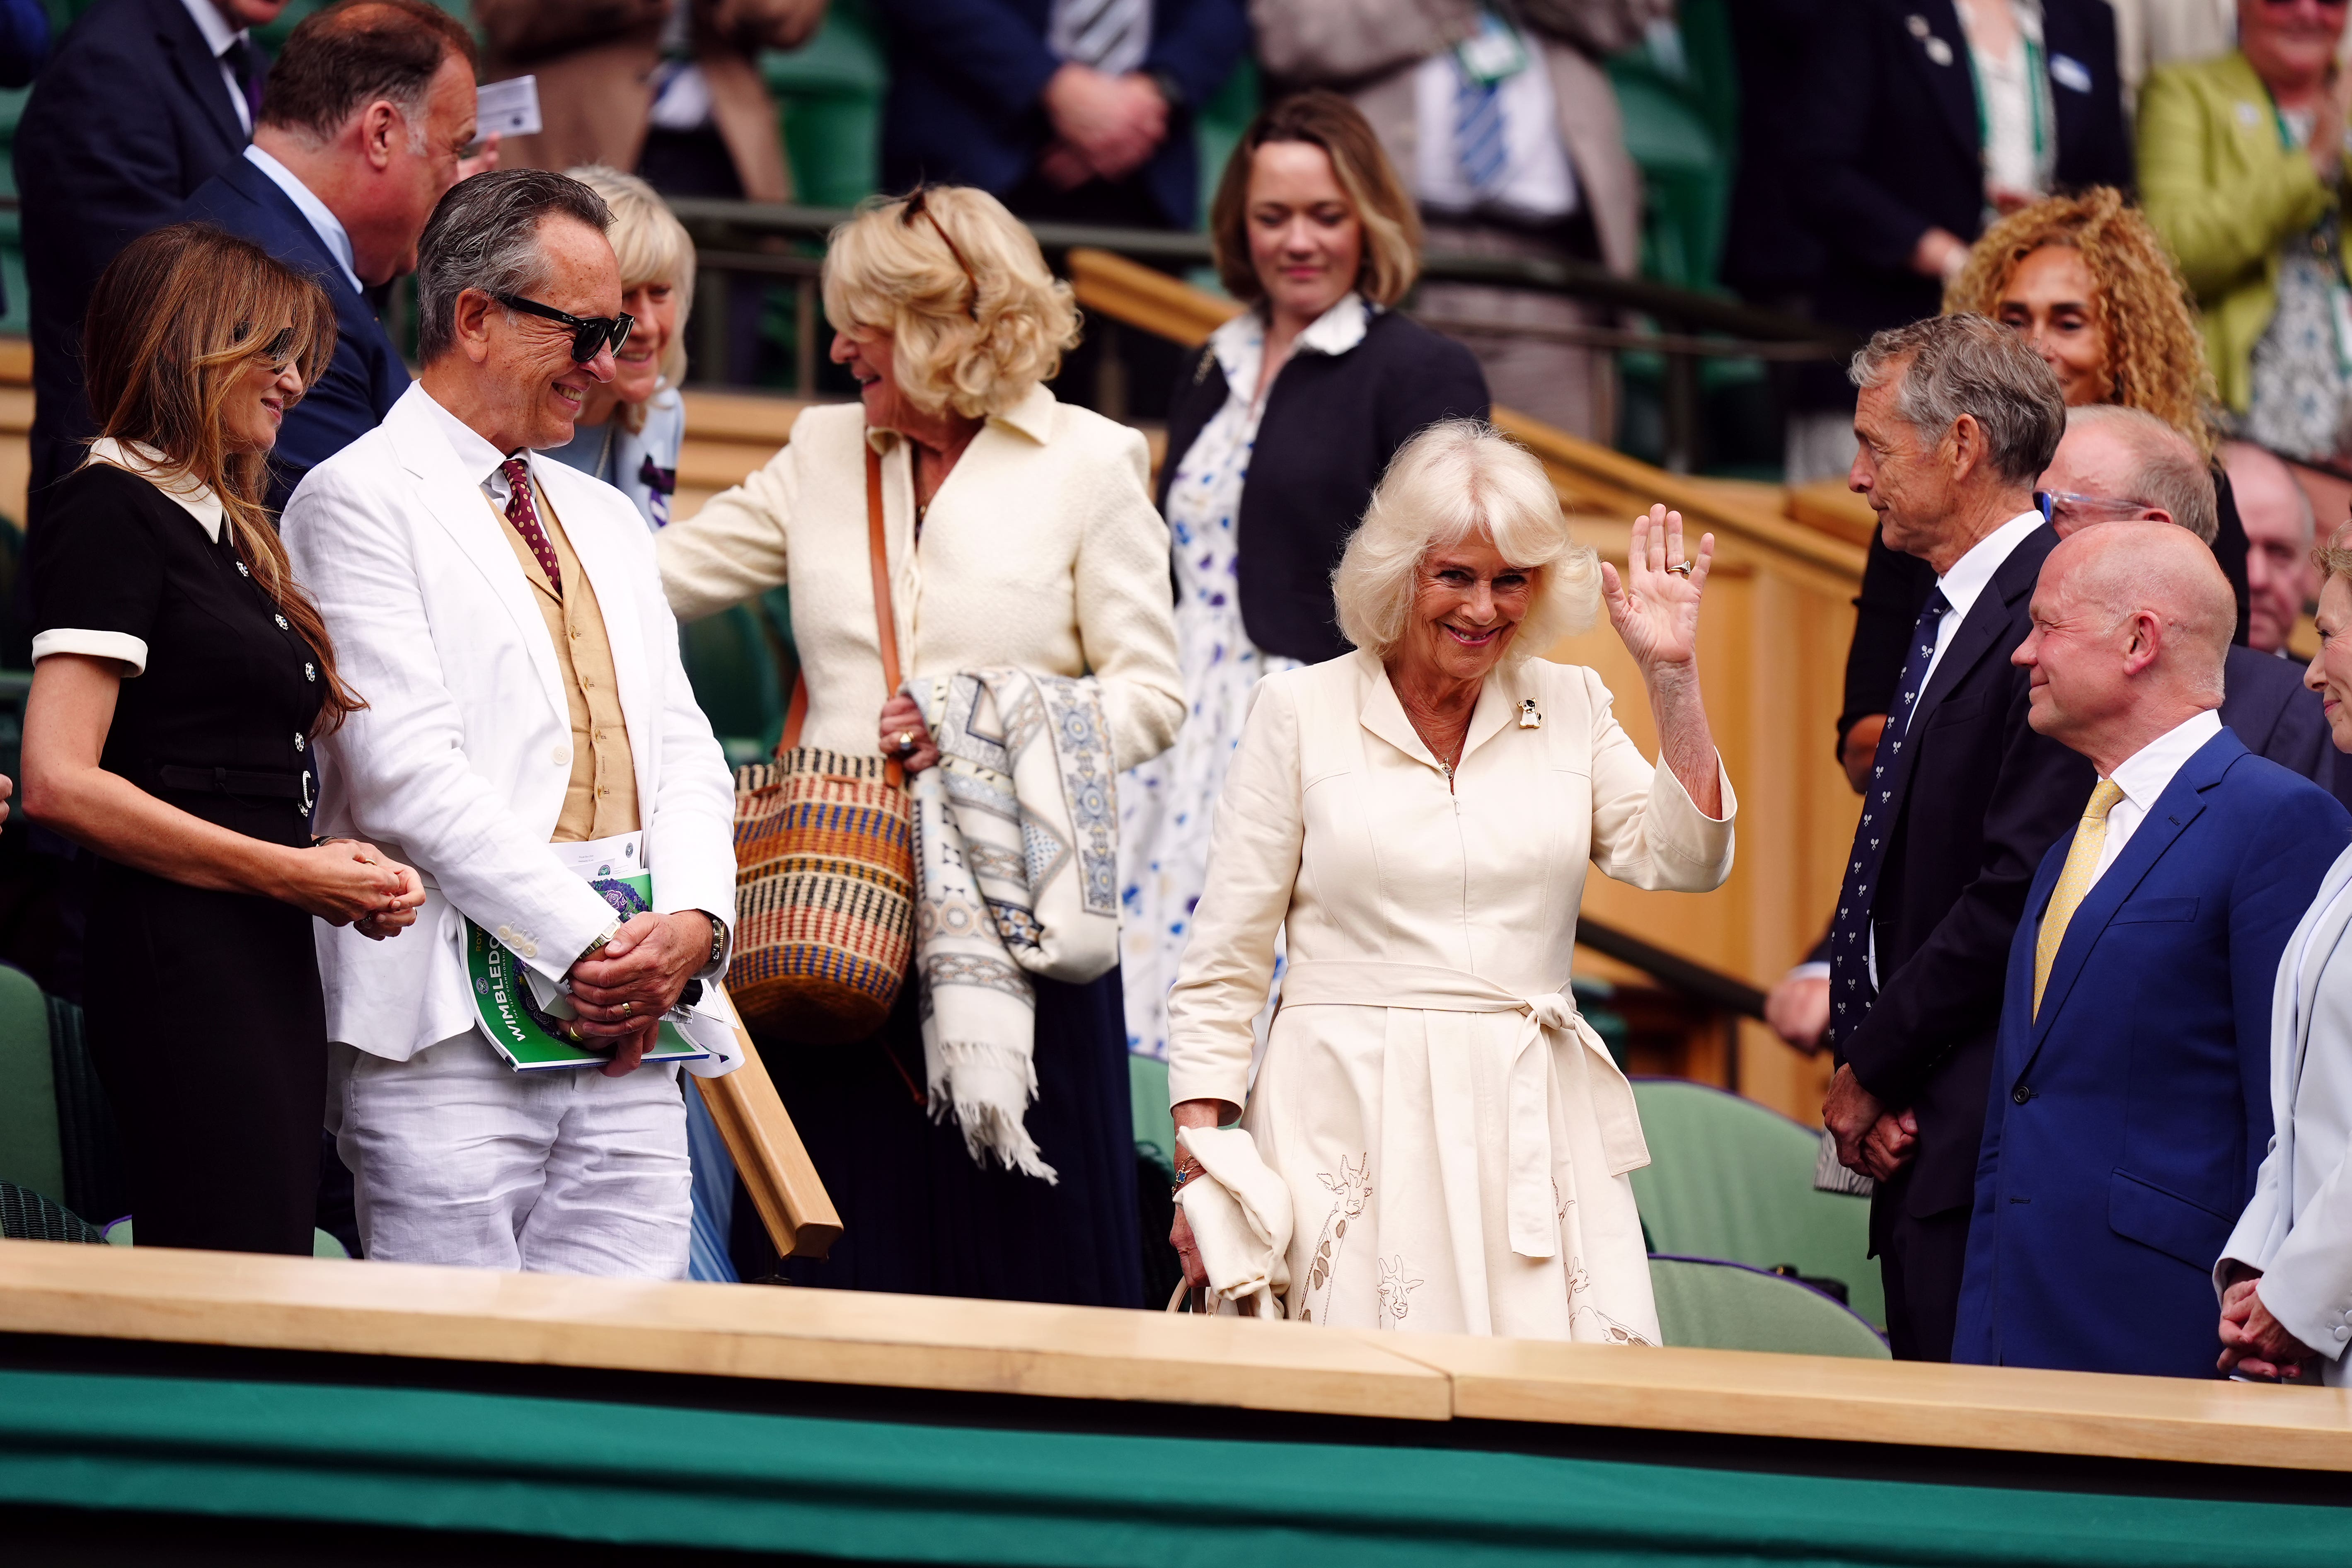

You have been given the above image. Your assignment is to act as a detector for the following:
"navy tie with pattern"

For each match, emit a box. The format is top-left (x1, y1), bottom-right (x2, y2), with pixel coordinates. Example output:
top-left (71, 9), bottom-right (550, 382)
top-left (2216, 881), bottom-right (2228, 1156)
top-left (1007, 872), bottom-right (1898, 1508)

top-left (1827, 588), bottom-right (1951, 1051)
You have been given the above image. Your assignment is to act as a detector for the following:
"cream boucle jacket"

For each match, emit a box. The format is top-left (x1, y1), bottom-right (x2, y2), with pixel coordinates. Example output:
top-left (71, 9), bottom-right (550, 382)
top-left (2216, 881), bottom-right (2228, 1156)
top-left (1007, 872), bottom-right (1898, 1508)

top-left (656, 385), bottom-right (1183, 772)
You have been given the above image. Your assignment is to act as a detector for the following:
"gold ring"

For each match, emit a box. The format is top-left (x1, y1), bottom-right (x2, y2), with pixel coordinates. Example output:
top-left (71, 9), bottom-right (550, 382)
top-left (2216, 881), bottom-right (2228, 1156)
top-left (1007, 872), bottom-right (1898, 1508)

top-left (618, 1000), bottom-right (634, 1019)
top-left (1667, 561), bottom-right (1693, 577)
top-left (895, 729), bottom-right (917, 753)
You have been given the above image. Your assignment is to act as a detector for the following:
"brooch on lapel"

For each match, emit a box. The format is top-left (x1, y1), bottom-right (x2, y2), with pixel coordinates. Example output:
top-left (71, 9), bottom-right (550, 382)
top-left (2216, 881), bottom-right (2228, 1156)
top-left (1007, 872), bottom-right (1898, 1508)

top-left (1519, 698), bottom-right (1542, 730)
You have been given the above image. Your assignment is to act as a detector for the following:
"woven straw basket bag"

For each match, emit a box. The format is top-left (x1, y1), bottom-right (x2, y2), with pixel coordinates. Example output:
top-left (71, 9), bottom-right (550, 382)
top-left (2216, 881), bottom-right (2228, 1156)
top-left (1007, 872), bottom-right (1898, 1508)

top-left (726, 448), bottom-right (916, 1043)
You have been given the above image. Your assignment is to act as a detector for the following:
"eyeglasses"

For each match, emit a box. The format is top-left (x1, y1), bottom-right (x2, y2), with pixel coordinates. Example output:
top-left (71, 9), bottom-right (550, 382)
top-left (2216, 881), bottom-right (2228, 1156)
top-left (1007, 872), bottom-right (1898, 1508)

top-left (494, 293), bottom-right (634, 363)
top-left (2042, 489), bottom-right (2153, 520)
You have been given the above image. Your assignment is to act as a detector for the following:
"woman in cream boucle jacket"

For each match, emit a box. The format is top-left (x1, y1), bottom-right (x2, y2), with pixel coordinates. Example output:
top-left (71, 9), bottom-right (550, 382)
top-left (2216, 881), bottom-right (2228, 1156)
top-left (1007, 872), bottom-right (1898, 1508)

top-left (654, 187), bottom-right (1181, 1305)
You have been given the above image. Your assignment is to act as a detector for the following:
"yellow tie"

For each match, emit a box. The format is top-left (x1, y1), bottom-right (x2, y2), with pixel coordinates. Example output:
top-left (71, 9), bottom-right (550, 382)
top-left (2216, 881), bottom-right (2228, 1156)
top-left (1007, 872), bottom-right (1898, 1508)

top-left (2033, 779), bottom-right (2127, 1019)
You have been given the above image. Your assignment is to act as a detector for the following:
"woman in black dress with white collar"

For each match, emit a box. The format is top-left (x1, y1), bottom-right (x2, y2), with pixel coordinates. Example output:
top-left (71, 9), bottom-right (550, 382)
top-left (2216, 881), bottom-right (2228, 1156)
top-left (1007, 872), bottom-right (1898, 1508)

top-left (21, 224), bottom-right (425, 1254)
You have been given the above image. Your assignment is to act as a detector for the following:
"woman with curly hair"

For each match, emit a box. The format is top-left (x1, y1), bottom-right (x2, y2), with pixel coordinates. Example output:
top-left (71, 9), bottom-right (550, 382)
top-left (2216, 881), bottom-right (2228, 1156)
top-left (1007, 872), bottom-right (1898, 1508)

top-left (656, 186), bottom-right (1182, 1304)
top-left (1833, 188), bottom-right (2254, 788)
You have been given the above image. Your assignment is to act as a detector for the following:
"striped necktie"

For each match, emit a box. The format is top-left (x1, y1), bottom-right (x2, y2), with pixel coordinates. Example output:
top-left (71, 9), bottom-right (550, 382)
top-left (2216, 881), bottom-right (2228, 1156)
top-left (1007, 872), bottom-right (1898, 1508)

top-left (2032, 779), bottom-right (2127, 1018)
top-left (1048, 0), bottom-right (1151, 78)
top-left (1455, 70), bottom-right (1508, 195)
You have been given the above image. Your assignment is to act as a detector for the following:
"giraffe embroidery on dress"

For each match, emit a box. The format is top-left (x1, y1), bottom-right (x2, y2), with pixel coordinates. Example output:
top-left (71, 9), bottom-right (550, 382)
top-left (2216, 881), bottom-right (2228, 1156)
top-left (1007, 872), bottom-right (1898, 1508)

top-left (1375, 1256), bottom-right (1423, 1327)
top-left (1566, 1255), bottom-right (1653, 1344)
top-left (1293, 1153), bottom-right (1370, 1325)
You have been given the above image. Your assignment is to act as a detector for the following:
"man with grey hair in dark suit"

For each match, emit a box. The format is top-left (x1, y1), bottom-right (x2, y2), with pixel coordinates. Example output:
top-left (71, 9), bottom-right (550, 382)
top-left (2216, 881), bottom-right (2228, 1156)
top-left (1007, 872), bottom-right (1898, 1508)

top-left (1821, 312), bottom-right (2097, 1361)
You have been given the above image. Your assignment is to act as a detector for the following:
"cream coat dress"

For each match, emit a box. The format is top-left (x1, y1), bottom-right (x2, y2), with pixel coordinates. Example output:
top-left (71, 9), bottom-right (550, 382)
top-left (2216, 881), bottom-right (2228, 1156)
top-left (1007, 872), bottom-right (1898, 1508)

top-left (1167, 651), bottom-right (1735, 1339)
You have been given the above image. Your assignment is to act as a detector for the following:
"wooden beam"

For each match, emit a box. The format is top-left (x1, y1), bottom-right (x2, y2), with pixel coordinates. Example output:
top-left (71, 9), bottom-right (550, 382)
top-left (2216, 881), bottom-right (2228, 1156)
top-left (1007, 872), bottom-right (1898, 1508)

top-left (0, 1242), bottom-right (1450, 1421)
top-left (2, 1242), bottom-right (2347, 1467)
top-left (692, 989), bottom-right (842, 1258)
top-left (1380, 1333), bottom-right (2352, 1473)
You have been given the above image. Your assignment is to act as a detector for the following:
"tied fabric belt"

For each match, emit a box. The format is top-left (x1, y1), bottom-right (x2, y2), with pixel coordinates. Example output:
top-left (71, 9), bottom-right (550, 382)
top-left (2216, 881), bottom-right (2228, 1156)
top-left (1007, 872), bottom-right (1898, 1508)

top-left (1278, 960), bottom-right (1650, 1258)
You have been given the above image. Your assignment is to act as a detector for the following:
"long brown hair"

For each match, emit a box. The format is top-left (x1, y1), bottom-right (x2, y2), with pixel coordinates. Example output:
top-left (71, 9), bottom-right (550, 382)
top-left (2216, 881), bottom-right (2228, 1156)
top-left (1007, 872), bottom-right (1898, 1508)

top-left (82, 223), bottom-right (363, 733)
top-left (1942, 187), bottom-right (2219, 455)
top-left (1208, 90), bottom-right (1422, 309)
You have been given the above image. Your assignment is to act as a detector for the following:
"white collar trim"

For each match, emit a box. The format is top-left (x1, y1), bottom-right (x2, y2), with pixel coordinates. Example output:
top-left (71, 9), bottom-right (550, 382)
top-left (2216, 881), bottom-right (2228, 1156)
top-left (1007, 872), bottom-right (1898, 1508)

top-left (2108, 709), bottom-right (2225, 813)
top-left (85, 438), bottom-right (225, 542)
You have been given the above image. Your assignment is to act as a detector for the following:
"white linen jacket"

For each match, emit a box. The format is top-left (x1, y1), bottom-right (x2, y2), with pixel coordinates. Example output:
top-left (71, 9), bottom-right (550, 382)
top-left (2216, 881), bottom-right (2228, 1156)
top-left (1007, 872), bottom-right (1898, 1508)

top-left (2221, 842), bottom-right (2352, 1382)
top-left (653, 386), bottom-right (1183, 772)
top-left (283, 385), bottom-right (738, 1066)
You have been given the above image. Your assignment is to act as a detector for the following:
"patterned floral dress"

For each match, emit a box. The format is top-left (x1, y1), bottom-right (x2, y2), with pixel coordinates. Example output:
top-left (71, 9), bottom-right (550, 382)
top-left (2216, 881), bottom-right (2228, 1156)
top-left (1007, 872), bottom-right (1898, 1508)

top-left (1116, 297), bottom-right (1374, 1059)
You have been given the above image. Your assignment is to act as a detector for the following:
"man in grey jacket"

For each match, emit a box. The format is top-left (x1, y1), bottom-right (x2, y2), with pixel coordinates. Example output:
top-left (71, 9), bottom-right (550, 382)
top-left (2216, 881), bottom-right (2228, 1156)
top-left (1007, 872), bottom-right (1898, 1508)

top-left (1253, 0), bottom-right (1658, 438)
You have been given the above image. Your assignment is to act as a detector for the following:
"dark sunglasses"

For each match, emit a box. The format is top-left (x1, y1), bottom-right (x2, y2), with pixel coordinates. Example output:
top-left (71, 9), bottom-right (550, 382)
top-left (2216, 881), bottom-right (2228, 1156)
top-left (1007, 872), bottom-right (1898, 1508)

top-left (494, 293), bottom-right (634, 363)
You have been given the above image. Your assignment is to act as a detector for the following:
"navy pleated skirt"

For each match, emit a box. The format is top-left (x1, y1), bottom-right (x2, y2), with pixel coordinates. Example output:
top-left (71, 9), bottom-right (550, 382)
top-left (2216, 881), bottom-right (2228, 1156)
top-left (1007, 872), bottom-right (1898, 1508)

top-left (753, 966), bottom-right (1145, 1309)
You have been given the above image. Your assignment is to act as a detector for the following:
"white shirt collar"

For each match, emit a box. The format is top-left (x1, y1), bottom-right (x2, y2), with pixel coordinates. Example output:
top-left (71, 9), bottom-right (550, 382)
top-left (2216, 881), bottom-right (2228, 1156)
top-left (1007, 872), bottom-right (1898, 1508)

top-left (1934, 508), bottom-right (2047, 623)
top-left (180, 0), bottom-right (243, 58)
top-left (85, 437), bottom-right (225, 542)
top-left (1207, 293), bottom-right (1374, 405)
top-left (417, 386), bottom-right (528, 496)
top-left (2107, 708), bottom-right (2225, 815)
top-left (243, 145), bottom-right (363, 294)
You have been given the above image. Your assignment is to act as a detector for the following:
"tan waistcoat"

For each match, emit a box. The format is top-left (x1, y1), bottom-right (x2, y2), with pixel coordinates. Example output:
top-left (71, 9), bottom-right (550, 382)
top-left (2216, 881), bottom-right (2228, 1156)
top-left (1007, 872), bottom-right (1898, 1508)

top-left (488, 483), bottom-right (640, 841)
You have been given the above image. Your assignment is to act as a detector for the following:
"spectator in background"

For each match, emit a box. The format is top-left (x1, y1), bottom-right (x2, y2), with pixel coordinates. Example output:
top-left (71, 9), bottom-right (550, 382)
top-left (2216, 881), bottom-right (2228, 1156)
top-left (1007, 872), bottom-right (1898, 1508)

top-left (1821, 315), bottom-right (2094, 1362)
top-left (16, 0), bottom-right (286, 529)
top-left (2042, 404), bottom-right (2352, 807)
top-left (477, 1), bottom-right (825, 204)
top-left (1954, 521), bottom-right (2348, 1379)
top-left (1254, 0), bottom-right (1655, 441)
top-left (2141, 0), bottom-right (2352, 465)
top-left (1118, 92), bottom-right (1486, 1061)
top-left (1785, 0), bottom-right (2132, 482)
top-left (544, 166), bottom-right (696, 532)
top-left (2106, 0), bottom-right (2236, 112)
top-left (178, 0), bottom-right (486, 508)
top-left (871, 0), bottom-right (1247, 232)
top-left (2227, 438), bottom-right (2322, 655)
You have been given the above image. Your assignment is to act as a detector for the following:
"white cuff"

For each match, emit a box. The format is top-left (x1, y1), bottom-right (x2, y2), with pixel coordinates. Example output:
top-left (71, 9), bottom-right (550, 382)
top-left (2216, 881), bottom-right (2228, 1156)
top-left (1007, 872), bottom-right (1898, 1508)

top-left (31, 628), bottom-right (147, 675)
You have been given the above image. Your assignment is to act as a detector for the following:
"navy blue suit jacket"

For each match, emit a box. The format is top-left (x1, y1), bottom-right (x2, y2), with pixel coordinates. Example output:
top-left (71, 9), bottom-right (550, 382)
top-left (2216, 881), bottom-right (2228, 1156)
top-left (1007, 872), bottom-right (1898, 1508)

top-left (178, 157), bottom-right (410, 509)
top-left (871, 0), bottom-right (1249, 227)
top-left (15, 0), bottom-right (262, 518)
top-left (1954, 730), bottom-right (2352, 1378)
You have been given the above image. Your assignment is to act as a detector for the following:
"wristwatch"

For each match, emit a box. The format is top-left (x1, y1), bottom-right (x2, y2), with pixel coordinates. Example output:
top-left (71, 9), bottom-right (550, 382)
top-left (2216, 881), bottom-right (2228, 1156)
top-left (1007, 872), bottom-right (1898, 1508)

top-left (700, 910), bottom-right (727, 971)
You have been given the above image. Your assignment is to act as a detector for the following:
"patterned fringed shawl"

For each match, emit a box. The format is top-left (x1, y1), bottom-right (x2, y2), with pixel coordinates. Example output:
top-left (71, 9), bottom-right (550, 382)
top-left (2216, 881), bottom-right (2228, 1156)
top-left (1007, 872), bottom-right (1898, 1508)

top-left (905, 670), bottom-right (1121, 1179)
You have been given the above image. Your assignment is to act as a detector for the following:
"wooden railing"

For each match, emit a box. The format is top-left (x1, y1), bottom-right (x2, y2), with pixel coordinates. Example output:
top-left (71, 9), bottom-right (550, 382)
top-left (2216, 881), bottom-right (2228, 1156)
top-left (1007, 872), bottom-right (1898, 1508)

top-left (5, 1240), bottom-right (2347, 1474)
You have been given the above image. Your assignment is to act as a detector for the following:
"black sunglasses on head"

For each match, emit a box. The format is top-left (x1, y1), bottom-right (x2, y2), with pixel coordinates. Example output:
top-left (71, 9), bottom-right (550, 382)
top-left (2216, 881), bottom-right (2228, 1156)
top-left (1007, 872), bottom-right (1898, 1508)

top-left (494, 293), bottom-right (634, 363)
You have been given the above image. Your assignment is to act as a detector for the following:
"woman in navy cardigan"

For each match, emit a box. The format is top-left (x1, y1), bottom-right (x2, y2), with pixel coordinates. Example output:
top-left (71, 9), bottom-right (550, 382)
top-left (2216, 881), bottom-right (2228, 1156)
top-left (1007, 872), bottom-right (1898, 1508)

top-left (1117, 92), bottom-right (1487, 1063)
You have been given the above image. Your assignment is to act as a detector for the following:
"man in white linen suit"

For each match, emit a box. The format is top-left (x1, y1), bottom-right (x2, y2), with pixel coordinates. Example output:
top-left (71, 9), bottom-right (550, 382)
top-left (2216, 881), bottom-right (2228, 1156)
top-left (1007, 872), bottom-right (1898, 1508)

top-left (283, 169), bottom-right (738, 1278)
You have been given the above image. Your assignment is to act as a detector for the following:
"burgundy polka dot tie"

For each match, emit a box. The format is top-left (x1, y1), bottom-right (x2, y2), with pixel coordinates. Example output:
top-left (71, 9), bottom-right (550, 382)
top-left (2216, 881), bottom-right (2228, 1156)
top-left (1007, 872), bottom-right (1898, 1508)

top-left (500, 457), bottom-right (561, 596)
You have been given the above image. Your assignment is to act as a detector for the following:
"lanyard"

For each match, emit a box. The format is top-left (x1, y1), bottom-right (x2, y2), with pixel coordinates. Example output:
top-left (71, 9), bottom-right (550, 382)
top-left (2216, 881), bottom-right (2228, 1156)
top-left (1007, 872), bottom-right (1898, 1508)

top-left (1965, 27), bottom-right (2050, 181)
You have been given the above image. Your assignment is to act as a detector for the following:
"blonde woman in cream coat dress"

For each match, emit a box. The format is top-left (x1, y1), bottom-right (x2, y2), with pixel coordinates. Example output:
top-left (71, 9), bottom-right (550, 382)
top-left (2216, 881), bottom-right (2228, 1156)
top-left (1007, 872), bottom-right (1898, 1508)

top-left (1166, 424), bottom-right (1735, 1341)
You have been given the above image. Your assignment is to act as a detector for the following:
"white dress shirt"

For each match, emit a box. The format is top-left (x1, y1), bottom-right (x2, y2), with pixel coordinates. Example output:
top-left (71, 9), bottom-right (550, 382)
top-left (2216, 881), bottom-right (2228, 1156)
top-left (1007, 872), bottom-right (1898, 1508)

top-left (243, 145), bottom-right (363, 294)
top-left (1909, 508), bottom-right (2048, 730)
top-left (417, 389), bottom-right (528, 501)
top-left (180, 0), bottom-right (253, 136)
top-left (1411, 41), bottom-right (1578, 222)
top-left (1871, 506), bottom-right (2048, 981)
top-left (2085, 708), bottom-right (2225, 889)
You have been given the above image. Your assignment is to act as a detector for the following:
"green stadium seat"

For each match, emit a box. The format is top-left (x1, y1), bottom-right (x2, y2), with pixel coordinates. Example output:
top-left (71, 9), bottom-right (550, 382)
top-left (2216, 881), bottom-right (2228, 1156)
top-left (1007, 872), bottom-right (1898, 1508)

top-left (0, 961), bottom-right (65, 1209)
top-left (680, 603), bottom-right (784, 769)
top-left (1648, 1254), bottom-right (1891, 1358)
top-left (764, 0), bottom-right (887, 208)
top-left (1629, 1077), bottom-right (1885, 1328)
top-left (0, 1178), bottom-right (104, 1243)
top-left (103, 1216), bottom-right (351, 1258)
top-left (1128, 1050), bottom-right (1172, 1176)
